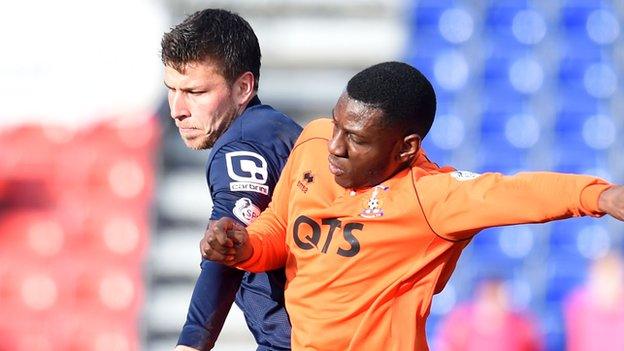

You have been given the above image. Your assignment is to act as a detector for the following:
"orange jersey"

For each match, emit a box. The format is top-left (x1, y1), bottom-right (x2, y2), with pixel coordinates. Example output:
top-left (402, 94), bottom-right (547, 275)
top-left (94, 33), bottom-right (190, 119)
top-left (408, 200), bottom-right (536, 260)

top-left (238, 118), bottom-right (611, 351)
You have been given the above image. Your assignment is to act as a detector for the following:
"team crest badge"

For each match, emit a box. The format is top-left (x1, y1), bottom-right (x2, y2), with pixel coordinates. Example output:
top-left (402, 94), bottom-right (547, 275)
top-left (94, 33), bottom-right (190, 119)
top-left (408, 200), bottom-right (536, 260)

top-left (360, 185), bottom-right (389, 218)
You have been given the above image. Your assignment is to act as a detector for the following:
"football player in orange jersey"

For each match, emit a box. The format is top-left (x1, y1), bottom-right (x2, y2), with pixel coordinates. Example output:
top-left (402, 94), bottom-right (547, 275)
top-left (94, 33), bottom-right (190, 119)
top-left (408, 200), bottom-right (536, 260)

top-left (200, 61), bottom-right (624, 350)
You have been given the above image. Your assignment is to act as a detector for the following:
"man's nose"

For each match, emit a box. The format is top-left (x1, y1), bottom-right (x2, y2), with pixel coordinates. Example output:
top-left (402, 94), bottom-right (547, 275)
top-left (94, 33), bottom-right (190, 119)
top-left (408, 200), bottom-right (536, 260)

top-left (169, 91), bottom-right (190, 120)
top-left (328, 129), bottom-right (347, 157)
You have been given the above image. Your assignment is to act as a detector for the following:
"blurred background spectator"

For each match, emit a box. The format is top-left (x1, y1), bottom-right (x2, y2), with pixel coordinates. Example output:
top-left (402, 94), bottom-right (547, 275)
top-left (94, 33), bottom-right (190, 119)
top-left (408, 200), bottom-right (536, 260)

top-left (435, 277), bottom-right (543, 351)
top-left (1, 0), bottom-right (623, 350)
top-left (563, 252), bottom-right (624, 351)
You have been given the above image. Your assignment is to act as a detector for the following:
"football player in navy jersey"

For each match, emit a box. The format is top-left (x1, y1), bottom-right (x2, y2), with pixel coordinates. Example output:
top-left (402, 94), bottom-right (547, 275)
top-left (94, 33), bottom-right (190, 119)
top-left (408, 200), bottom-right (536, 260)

top-left (161, 9), bottom-right (301, 351)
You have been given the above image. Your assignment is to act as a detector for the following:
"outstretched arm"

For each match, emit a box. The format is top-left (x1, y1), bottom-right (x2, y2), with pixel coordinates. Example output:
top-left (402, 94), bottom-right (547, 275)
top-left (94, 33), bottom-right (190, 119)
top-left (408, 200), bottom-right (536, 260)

top-left (416, 171), bottom-right (615, 241)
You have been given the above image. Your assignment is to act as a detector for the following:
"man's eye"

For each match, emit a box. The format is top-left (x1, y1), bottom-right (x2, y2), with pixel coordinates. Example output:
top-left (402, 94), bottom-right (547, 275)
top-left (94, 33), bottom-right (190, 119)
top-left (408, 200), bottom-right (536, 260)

top-left (349, 134), bottom-right (364, 144)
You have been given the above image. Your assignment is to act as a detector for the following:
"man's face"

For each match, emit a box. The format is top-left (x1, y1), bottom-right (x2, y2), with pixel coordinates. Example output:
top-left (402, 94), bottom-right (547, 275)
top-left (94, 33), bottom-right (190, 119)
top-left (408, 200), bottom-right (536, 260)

top-left (164, 62), bottom-right (238, 150)
top-left (328, 93), bottom-right (406, 190)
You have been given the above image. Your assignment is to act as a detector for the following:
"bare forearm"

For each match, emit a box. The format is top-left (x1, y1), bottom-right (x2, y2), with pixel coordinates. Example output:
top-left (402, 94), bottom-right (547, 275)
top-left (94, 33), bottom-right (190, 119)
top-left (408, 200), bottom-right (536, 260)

top-left (598, 185), bottom-right (624, 221)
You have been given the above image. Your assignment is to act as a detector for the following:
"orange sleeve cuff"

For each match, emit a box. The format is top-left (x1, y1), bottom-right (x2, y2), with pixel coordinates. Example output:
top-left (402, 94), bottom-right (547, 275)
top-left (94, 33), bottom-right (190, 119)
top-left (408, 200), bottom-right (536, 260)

top-left (579, 182), bottom-right (613, 217)
top-left (235, 234), bottom-right (263, 272)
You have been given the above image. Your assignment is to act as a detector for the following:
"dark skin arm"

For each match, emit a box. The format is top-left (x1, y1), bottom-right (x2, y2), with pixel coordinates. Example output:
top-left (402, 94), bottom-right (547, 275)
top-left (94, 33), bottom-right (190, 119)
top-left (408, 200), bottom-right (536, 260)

top-left (200, 218), bottom-right (253, 265)
top-left (598, 185), bottom-right (624, 221)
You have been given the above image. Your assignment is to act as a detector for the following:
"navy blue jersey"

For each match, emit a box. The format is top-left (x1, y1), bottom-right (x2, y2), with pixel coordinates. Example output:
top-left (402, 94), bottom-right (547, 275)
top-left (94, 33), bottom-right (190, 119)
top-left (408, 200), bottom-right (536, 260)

top-left (178, 96), bottom-right (301, 350)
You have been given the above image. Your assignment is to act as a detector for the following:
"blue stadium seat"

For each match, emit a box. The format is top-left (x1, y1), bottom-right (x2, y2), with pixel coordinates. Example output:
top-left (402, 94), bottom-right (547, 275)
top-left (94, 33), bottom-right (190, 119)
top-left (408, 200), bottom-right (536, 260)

top-left (559, 2), bottom-right (605, 59)
top-left (540, 307), bottom-right (567, 351)
top-left (481, 85), bottom-right (527, 115)
top-left (411, 4), bottom-right (448, 30)
top-left (560, 1), bottom-right (602, 28)
top-left (484, 1), bottom-right (535, 57)
top-left (559, 36), bottom-right (601, 61)
top-left (556, 84), bottom-right (599, 116)
top-left (558, 59), bottom-right (591, 83)
top-left (478, 112), bottom-right (536, 171)
top-left (405, 36), bottom-right (455, 61)
top-left (544, 253), bottom-right (587, 302)
top-left (552, 144), bottom-right (602, 173)
top-left (425, 314), bottom-right (441, 342)
top-left (421, 139), bottom-right (454, 166)
top-left (545, 274), bottom-right (584, 304)
top-left (550, 219), bottom-right (586, 254)
top-left (477, 136), bottom-right (530, 172)
top-left (472, 227), bottom-right (504, 248)
top-left (471, 228), bottom-right (529, 267)
top-left (409, 0), bottom-right (457, 37)
top-left (480, 112), bottom-right (510, 134)
top-left (405, 1), bottom-right (460, 67)
top-left (552, 112), bottom-right (606, 171)
top-left (422, 94), bottom-right (456, 156)
top-left (554, 112), bottom-right (589, 134)
top-left (405, 56), bottom-right (437, 82)
top-left (484, 1), bottom-right (531, 28)
top-left (483, 57), bottom-right (521, 80)
top-left (469, 256), bottom-right (523, 280)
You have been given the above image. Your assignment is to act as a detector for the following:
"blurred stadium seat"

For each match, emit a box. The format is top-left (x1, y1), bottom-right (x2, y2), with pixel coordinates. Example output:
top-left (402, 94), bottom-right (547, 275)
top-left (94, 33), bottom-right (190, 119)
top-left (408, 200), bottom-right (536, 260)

top-left (0, 115), bottom-right (156, 350)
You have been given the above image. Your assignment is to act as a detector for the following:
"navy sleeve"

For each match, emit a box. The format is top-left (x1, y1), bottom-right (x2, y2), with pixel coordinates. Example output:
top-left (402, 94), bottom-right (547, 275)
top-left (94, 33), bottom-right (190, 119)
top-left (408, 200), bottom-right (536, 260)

top-left (177, 260), bottom-right (244, 350)
top-left (177, 141), bottom-right (280, 350)
top-left (208, 141), bottom-right (278, 224)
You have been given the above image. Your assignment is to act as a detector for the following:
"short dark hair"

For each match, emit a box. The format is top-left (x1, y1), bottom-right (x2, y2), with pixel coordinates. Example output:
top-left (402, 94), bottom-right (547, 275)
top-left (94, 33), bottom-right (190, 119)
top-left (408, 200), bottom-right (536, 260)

top-left (161, 9), bottom-right (261, 90)
top-left (346, 61), bottom-right (436, 137)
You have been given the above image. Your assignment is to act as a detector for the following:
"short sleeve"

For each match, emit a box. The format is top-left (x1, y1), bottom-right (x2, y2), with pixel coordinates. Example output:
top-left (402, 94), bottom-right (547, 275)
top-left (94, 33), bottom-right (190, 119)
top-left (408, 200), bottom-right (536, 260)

top-left (207, 141), bottom-right (282, 224)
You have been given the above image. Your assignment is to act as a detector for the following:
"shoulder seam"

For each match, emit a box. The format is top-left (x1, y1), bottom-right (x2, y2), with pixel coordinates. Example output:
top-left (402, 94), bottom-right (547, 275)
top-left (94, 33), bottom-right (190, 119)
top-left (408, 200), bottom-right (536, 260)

top-left (292, 136), bottom-right (329, 154)
top-left (411, 169), bottom-right (471, 243)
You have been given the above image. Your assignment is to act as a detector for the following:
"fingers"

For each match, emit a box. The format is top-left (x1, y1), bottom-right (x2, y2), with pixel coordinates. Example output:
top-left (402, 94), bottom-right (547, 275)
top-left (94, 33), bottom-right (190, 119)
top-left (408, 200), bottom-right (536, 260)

top-left (200, 237), bottom-right (236, 263)
top-left (227, 227), bottom-right (248, 246)
top-left (201, 218), bottom-right (248, 264)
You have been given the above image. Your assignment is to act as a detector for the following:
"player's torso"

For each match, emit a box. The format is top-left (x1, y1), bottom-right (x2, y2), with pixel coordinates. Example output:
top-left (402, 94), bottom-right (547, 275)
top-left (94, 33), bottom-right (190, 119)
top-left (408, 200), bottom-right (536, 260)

top-left (283, 138), bottom-right (467, 350)
top-left (206, 101), bottom-right (301, 348)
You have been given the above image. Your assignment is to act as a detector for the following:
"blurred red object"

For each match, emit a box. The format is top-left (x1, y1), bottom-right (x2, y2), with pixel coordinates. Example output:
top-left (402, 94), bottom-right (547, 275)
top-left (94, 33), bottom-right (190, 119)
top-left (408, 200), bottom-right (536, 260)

top-left (69, 258), bottom-right (144, 318)
top-left (0, 124), bottom-right (76, 180)
top-left (0, 117), bottom-right (156, 351)
top-left (0, 209), bottom-right (67, 259)
top-left (0, 260), bottom-right (70, 328)
top-left (63, 314), bottom-right (139, 351)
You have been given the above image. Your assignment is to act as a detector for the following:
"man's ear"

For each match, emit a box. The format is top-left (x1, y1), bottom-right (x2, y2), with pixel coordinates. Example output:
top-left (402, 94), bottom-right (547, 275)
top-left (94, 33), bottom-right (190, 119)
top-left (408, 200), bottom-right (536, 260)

top-left (398, 134), bottom-right (421, 163)
top-left (232, 71), bottom-right (255, 106)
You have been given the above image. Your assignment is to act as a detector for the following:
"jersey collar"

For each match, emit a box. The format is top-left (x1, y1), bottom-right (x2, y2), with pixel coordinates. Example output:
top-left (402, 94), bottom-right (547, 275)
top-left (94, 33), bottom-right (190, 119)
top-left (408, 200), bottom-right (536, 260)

top-left (246, 95), bottom-right (261, 109)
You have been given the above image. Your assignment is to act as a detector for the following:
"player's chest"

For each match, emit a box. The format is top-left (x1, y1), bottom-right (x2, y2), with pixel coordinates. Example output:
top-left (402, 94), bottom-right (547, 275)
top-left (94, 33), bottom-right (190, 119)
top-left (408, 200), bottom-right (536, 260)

top-left (286, 171), bottom-right (433, 260)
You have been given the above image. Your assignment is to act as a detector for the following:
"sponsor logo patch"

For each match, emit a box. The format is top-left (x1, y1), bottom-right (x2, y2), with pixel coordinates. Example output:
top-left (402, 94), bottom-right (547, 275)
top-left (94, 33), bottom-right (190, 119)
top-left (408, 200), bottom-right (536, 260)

top-left (450, 170), bottom-right (481, 181)
top-left (297, 171), bottom-right (314, 193)
top-left (230, 182), bottom-right (269, 195)
top-left (226, 151), bottom-right (269, 194)
top-left (232, 197), bottom-right (261, 225)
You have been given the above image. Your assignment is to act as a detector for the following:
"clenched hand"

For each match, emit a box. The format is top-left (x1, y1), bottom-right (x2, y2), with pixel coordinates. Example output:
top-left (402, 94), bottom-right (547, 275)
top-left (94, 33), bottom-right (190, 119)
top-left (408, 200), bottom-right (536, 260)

top-left (200, 217), bottom-right (253, 265)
